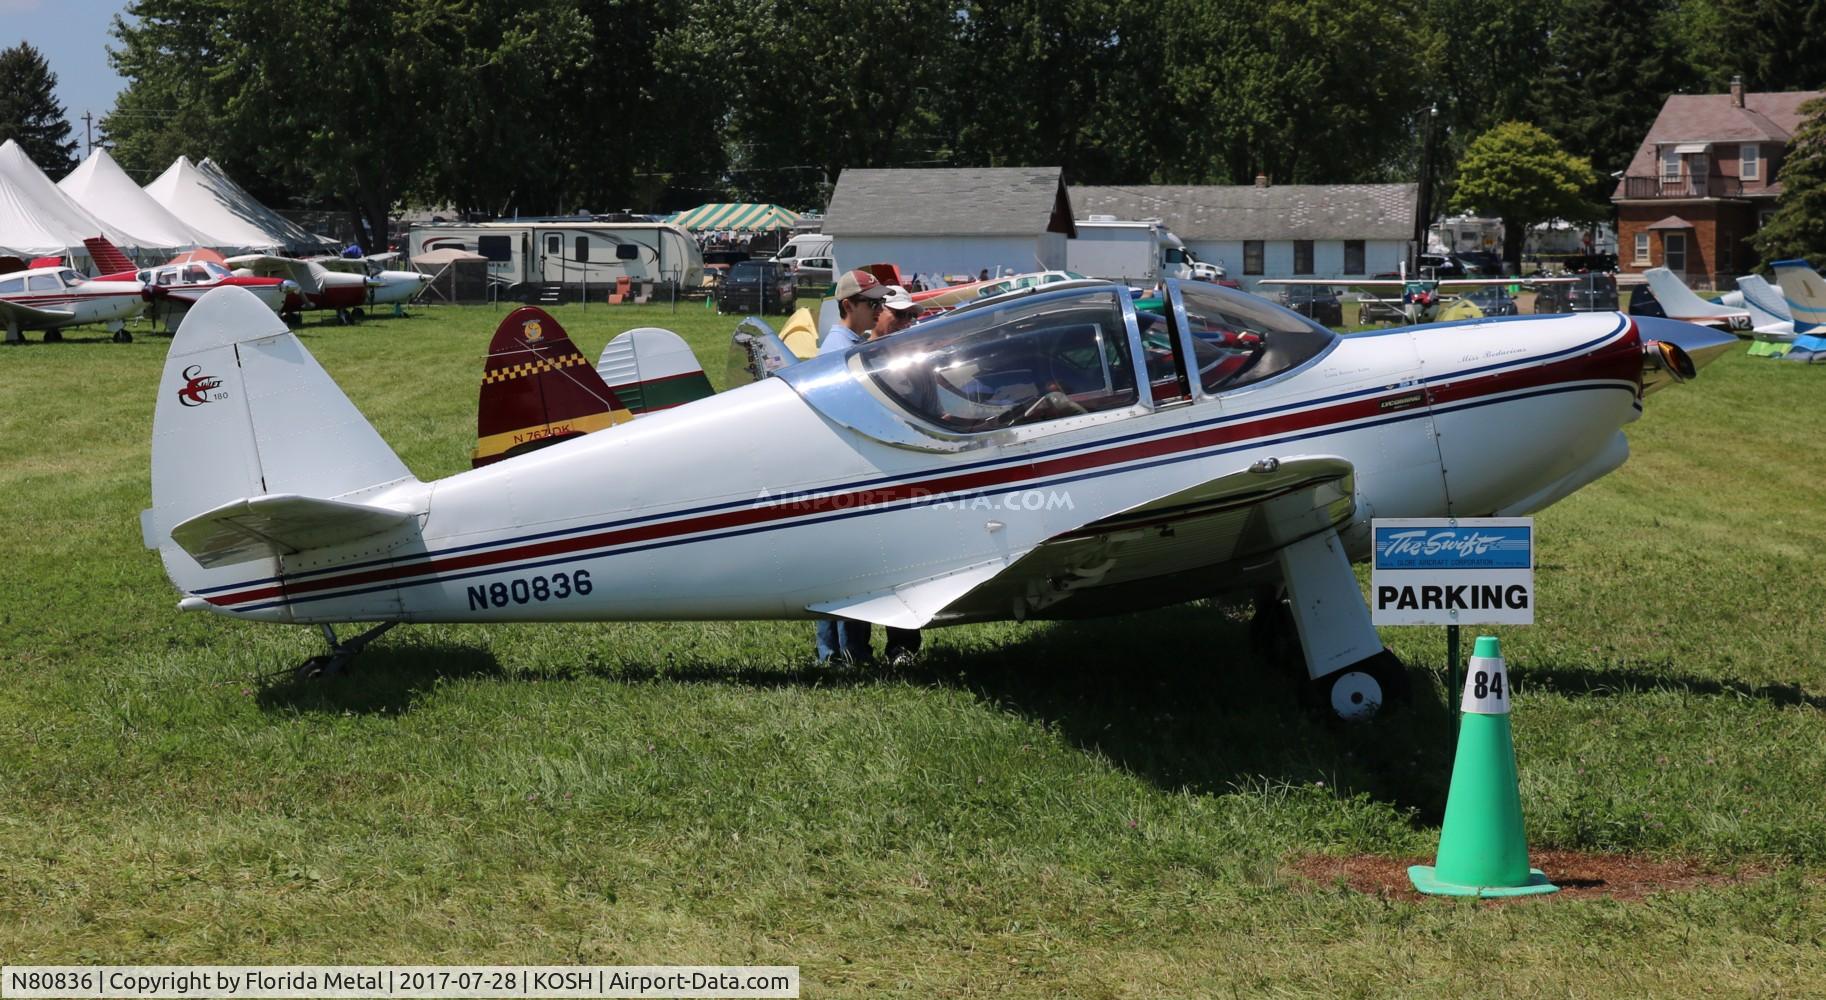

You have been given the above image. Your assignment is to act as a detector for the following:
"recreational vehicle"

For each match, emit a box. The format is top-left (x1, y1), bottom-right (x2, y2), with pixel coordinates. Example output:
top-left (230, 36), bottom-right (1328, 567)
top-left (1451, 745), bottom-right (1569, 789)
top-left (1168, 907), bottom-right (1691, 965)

top-left (407, 221), bottom-right (704, 300)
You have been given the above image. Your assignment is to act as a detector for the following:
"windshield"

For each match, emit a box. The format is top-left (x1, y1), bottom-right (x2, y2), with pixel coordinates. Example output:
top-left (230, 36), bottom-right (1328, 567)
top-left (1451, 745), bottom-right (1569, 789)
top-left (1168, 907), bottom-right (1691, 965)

top-left (57, 268), bottom-right (86, 286)
top-left (858, 287), bottom-right (1138, 433)
top-left (1169, 282), bottom-right (1336, 394)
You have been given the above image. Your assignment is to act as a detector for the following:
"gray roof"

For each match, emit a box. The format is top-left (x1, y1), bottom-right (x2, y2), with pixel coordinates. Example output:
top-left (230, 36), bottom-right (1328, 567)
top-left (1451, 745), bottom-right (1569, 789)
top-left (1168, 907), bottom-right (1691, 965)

top-left (824, 167), bottom-right (1076, 238)
top-left (1070, 183), bottom-right (1418, 241)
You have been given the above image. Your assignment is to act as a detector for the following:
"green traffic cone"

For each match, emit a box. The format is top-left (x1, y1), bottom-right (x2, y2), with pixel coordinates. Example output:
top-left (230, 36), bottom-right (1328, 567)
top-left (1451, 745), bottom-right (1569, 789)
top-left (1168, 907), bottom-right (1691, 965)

top-left (1409, 635), bottom-right (1557, 898)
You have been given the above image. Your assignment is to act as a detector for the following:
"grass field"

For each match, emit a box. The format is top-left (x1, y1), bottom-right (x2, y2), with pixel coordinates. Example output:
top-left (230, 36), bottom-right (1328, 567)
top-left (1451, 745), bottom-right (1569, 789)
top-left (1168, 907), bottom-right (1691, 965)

top-left (2, 303), bottom-right (1824, 997)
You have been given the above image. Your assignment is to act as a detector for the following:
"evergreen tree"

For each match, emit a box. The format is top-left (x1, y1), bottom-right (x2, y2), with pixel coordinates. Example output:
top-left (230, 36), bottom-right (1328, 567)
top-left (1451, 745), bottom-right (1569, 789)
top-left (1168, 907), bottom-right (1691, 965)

top-left (0, 42), bottom-right (78, 175)
top-left (1752, 97), bottom-right (1826, 268)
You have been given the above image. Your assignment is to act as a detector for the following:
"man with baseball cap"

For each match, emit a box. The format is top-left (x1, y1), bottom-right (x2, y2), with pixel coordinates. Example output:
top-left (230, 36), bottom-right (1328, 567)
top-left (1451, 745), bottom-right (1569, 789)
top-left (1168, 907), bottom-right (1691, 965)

top-left (819, 269), bottom-right (888, 356)
top-left (813, 270), bottom-right (890, 665)
top-left (870, 285), bottom-right (920, 339)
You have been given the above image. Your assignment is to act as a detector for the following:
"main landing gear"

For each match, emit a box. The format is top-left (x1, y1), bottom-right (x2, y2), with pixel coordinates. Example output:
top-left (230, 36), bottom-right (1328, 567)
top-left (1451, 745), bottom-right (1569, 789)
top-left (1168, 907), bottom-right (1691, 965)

top-left (1254, 528), bottom-right (1409, 722)
top-left (296, 621), bottom-right (397, 680)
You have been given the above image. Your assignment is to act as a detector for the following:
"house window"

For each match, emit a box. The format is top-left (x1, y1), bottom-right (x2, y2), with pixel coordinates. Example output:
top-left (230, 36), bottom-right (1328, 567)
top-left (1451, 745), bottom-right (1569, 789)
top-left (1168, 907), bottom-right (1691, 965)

top-left (1741, 144), bottom-right (1759, 180)
top-left (1661, 147), bottom-right (1680, 180)
top-left (1343, 240), bottom-right (1365, 275)
top-left (1243, 240), bottom-right (1264, 275)
top-left (1634, 233), bottom-right (1650, 264)
top-left (1292, 240), bottom-right (1314, 275)
top-left (1664, 233), bottom-right (1686, 273)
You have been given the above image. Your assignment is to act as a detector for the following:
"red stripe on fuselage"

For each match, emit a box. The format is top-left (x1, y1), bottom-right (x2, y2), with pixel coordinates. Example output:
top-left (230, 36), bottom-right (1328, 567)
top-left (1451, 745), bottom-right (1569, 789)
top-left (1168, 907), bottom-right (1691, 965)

top-left (206, 335), bottom-right (1643, 609)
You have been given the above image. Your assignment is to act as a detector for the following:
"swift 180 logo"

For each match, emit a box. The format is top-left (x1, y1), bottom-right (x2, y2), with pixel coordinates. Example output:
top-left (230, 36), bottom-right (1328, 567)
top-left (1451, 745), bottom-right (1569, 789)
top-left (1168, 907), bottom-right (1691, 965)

top-left (175, 365), bottom-right (226, 406)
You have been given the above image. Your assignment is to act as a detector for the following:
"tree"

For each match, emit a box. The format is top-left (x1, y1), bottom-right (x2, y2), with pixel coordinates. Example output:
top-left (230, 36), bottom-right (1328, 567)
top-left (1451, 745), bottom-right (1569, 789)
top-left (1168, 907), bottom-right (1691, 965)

top-left (1450, 121), bottom-right (1599, 265)
top-left (0, 42), bottom-right (78, 175)
top-left (1752, 97), bottom-right (1826, 269)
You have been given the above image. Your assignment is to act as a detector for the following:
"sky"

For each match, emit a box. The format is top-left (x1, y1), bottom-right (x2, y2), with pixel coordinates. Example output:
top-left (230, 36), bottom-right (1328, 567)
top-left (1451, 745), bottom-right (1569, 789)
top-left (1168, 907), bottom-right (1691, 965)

top-left (1, 0), bottom-right (131, 152)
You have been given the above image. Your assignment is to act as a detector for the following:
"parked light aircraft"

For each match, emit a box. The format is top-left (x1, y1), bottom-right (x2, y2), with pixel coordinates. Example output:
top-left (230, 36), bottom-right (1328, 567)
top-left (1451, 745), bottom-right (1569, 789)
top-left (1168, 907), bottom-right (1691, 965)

top-left (1771, 258), bottom-right (1826, 334)
top-left (1, 264), bottom-right (148, 343)
top-left (1639, 268), bottom-right (1754, 334)
top-left (1260, 269), bottom-right (1578, 326)
top-left (1719, 274), bottom-right (1793, 337)
top-left (83, 237), bottom-right (299, 331)
top-left (142, 280), bottom-right (1732, 720)
top-left (311, 253), bottom-right (433, 312)
top-left (226, 254), bottom-right (381, 323)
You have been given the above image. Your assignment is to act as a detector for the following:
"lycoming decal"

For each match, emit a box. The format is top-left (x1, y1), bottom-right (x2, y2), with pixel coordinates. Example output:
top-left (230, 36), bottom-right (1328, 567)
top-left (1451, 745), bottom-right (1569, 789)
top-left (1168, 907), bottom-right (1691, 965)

top-left (176, 365), bottom-right (226, 406)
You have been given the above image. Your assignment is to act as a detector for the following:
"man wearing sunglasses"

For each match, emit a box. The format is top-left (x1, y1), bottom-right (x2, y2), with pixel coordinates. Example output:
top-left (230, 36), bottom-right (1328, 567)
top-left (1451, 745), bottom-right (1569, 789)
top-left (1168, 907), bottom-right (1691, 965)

top-left (819, 269), bottom-right (888, 356)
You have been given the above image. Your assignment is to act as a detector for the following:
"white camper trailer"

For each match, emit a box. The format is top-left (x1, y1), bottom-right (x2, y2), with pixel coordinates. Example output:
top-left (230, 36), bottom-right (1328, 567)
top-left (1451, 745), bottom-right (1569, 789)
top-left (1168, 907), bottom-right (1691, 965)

top-left (407, 220), bottom-right (704, 300)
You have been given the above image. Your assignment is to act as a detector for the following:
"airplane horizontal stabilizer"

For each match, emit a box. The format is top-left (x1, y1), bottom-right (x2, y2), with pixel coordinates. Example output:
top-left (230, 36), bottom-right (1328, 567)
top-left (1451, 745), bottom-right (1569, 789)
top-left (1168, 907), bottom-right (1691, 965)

top-left (170, 493), bottom-right (420, 568)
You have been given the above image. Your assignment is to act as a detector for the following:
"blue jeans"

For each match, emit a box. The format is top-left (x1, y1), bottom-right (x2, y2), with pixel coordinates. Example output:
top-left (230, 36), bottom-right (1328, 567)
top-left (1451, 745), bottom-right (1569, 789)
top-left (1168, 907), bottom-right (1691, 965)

top-left (815, 618), bottom-right (872, 663)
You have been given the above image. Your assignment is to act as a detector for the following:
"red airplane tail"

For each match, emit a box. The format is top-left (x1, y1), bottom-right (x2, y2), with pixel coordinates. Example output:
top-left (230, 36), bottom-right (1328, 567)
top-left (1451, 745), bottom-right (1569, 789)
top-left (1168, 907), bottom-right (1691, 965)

top-left (83, 237), bottom-right (136, 278)
top-left (473, 307), bottom-right (631, 467)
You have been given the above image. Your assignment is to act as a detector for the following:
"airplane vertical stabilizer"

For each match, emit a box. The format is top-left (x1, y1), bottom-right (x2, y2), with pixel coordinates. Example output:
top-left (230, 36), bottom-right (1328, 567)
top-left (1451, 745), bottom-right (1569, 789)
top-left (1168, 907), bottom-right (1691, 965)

top-left (143, 285), bottom-right (418, 613)
top-left (473, 306), bottom-right (629, 467)
top-left (1770, 259), bottom-right (1826, 333)
top-left (595, 327), bottom-right (715, 414)
top-left (83, 236), bottom-right (136, 277)
top-left (1642, 267), bottom-right (1750, 331)
top-left (1734, 275), bottom-right (1793, 323)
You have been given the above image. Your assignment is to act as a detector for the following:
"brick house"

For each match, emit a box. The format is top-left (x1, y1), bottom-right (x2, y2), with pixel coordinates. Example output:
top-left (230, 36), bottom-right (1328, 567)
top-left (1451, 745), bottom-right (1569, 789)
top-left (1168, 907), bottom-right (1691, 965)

top-left (1613, 78), bottom-right (1822, 289)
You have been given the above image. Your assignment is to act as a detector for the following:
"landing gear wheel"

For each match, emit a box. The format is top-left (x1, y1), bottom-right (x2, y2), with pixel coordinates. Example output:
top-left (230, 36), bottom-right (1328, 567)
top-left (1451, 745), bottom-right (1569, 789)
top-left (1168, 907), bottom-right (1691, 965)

top-left (44, 329), bottom-right (63, 343)
top-left (112, 328), bottom-right (133, 343)
top-left (1308, 651), bottom-right (1410, 722)
top-left (295, 653), bottom-right (347, 681)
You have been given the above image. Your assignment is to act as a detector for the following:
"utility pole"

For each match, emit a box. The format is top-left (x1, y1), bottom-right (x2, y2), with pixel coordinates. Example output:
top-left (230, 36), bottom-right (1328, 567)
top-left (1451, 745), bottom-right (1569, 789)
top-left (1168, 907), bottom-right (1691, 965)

top-left (83, 111), bottom-right (93, 158)
top-left (1412, 104), bottom-right (1439, 274)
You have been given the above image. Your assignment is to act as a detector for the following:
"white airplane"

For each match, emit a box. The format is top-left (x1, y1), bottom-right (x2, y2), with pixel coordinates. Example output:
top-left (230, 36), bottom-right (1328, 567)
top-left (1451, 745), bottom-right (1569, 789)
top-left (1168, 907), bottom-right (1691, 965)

top-left (1639, 268), bottom-right (1753, 335)
top-left (1, 264), bottom-right (149, 343)
top-left (141, 280), bottom-right (1732, 720)
top-left (311, 253), bottom-right (433, 313)
top-left (1770, 258), bottom-right (1826, 335)
top-left (1720, 274), bottom-right (1794, 337)
top-left (226, 254), bottom-right (381, 323)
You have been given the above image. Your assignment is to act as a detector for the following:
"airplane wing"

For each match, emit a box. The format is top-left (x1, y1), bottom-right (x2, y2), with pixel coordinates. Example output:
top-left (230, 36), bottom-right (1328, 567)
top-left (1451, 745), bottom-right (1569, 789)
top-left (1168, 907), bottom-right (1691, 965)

top-left (1255, 279), bottom-right (1405, 290)
top-left (1436, 277), bottom-right (1574, 290)
top-left (169, 493), bottom-right (421, 568)
top-left (225, 254), bottom-right (320, 291)
top-left (810, 457), bottom-right (1355, 628)
top-left (0, 298), bottom-right (76, 327)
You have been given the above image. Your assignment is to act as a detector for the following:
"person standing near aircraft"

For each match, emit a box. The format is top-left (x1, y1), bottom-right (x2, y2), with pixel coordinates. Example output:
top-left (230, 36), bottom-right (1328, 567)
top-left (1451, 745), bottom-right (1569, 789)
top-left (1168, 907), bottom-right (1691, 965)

top-left (814, 269), bottom-right (889, 665)
top-left (868, 285), bottom-right (927, 666)
top-left (819, 269), bottom-right (887, 355)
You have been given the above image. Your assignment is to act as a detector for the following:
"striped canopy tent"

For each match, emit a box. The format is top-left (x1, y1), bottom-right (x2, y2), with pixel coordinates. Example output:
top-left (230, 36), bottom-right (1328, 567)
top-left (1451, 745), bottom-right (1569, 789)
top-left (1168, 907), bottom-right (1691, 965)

top-left (666, 203), bottom-right (802, 232)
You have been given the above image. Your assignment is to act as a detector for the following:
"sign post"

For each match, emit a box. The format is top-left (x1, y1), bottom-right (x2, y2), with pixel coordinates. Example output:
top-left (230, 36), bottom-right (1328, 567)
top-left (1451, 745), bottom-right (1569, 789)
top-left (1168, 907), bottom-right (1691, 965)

top-left (1371, 517), bottom-right (1535, 741)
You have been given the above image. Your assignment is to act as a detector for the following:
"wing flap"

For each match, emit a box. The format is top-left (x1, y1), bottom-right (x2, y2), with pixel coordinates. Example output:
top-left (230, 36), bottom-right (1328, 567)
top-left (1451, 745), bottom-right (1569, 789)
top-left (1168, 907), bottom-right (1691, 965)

top-left (808, 558), bottom-right (1018, 629)
top-left (169, 493), bottom-right (420, 568)
top-left (0, 299), bottom-right (76, 325)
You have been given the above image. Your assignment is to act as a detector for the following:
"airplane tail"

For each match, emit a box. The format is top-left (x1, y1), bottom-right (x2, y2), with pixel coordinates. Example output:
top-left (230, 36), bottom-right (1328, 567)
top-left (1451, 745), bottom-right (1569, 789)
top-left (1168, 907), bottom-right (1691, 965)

top-left (141, 286), bottom-right (421, 617)
top-left (83, 236), bottom-right (136, 278)
top-left (473, 306), bottom-right (630, 467)
top-left (1642, 267), bottom-right (1750, 332)
top-left (724, 316), bottom-right (800, 387)
top-left (1728, 274), bottom-right (1795, 335)
top-left (1770, 259), bottom-right (1826, 333)
top-left (595, 327), bottom-right (715, 414)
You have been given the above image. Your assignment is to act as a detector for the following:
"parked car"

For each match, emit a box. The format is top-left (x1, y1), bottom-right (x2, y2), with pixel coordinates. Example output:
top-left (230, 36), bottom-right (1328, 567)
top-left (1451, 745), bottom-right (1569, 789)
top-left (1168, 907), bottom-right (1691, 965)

top-left (1460, 285), bottom-right (1518, 316)
top-left (793, 255), bottom-right (835, 287)
top-left (1556, 252), bottom-right (1618, 274)
top-left (1418, 253), bottom-right (1468, 279)
top-left (716, 260), bottom-right (796, 314)
top-left (1457, 251), bottom-right (1507, 277)
top-left (1534, 272), bottom-right (1621, 313)
top-left (1278, 284), bottom-right (1343, 327)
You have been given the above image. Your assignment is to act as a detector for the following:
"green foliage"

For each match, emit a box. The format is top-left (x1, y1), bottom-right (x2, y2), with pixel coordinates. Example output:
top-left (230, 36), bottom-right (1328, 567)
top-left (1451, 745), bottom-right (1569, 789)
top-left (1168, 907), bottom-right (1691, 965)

top-left (1752, 96), bottom-right (1826, 267)
top-left (1450, 121), bottom-right (1599, 262)
top-left (0, 41), bottom-right (78, 175)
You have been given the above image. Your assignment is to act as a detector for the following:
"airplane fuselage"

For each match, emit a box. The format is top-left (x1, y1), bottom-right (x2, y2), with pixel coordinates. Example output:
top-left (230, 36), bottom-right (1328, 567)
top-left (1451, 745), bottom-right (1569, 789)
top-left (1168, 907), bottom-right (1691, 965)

top-left (185, 311), bottom-right (1647, 626)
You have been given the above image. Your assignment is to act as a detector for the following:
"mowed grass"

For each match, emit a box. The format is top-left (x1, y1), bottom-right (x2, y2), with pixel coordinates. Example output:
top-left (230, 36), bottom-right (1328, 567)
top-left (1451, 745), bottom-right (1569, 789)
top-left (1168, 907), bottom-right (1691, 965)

top-left (2, 303), bottom-right (1825, 997)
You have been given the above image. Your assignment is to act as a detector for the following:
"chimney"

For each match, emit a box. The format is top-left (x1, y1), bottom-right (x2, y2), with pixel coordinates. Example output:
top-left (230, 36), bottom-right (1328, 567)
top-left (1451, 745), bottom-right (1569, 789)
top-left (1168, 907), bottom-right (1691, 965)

top-left (1730, 75), bottom-right (1744, 108)
top-left (1254, 173), bottom-right (1268, 189)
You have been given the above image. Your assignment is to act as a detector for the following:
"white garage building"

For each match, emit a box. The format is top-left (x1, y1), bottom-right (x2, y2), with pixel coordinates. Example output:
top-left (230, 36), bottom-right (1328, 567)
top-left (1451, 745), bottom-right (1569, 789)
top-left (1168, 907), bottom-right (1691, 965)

top-left (1071, 182), bottom-right (1418, 293)
top-left (823, 167), bottom-right (1077, 281)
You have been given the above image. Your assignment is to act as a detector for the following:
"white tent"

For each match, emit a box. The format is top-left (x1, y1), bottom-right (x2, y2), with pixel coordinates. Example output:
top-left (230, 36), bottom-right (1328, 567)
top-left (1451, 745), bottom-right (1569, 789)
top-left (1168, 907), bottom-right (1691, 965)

top-left (0, 139), bottom-right (137, 264)
top-left (59, 148), bottom-right (225, 254)
top-left (143, 155), bottom-right (330, 254)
